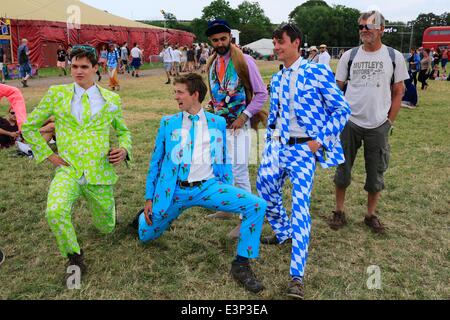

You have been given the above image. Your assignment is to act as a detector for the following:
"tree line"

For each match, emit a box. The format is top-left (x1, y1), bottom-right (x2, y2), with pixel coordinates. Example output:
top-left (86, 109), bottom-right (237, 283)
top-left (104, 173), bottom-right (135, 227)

top-left (141, 0), bottom-right (449, 52)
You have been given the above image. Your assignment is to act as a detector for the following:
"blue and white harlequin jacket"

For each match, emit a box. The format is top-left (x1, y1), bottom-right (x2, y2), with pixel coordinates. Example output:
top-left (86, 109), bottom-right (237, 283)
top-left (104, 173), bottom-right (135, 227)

top-left (267, 59), bottom-right (351, 168)
top-left (145, 111), bottom-right (233, 215)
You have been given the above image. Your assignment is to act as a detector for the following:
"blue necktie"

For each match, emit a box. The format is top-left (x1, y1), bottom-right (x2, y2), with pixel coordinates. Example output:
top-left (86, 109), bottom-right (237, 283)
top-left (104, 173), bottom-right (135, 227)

top-left (280, 68), bottom-right (292, 145)
top-left (179, 114), bottom-right (200, 181)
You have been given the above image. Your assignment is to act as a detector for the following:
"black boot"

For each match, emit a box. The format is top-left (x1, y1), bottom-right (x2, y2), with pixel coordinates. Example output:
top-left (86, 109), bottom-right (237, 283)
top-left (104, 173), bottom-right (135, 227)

top-left (66, 249), bottom-right (88, 275)
top-left (230, 260), bottom-right (264, 293)
top-left (130, 209), bottom-right (144, 230)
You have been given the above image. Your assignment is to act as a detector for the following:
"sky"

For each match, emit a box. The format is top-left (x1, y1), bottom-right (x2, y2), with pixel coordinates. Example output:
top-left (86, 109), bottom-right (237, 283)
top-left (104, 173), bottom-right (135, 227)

top-left (81, 0), bottom-right (448, 24)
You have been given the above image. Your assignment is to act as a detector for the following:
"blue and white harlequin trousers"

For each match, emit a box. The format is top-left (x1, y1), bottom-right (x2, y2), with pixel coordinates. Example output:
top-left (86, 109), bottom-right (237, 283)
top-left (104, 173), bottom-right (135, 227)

top-left (257, 140), bottom-right (316, 277)
top-left (138, 178), bottom-right (267, 259)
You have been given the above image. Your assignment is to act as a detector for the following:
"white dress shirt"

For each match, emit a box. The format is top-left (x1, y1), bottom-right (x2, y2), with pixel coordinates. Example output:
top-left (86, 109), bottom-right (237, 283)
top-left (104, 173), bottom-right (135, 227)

top-left (275, 56), bottom-right (309, 138)
top-left (181, 108), bottom-right (215, 183)
top-left (71, 83), bottom-right (105, 125)
top-left (71, 83), bottom-right (106, 184)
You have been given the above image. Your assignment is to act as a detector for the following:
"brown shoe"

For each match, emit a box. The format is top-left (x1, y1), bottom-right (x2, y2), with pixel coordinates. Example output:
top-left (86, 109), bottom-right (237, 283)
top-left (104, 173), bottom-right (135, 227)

top-left (227, 223), bottom-right (241, 240)
top-left (261, 235), bottom-right (291, 245)
top-left (287, 280), bottom-right (304, 300)
top-left (207, 211), bottom-right (234, 220)
top-left (329, 210), bottom-right (347, 230)
top-left (364, 215), bottom-right (385, 234)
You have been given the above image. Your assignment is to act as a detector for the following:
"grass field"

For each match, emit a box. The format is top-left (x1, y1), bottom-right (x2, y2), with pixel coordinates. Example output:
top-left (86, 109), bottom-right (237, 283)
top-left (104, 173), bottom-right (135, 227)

top-left (0, 60), bottom-right (449, 300)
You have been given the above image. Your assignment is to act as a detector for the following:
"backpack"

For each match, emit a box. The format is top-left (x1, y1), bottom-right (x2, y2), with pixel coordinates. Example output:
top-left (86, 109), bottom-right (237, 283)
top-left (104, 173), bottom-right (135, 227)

top-left (343, 46), bottom-right (397, 93)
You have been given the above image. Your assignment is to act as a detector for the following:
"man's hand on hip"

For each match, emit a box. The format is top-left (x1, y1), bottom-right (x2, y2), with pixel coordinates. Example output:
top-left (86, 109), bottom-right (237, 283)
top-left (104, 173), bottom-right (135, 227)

top-left (307, 140), bottom-right (322, 154)
top-left (48, 154), bottom-right (69, 167)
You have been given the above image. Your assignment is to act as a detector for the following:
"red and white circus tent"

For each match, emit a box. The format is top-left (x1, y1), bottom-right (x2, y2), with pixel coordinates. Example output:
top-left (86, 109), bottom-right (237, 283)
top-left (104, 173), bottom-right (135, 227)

top-left (1, 0), bottom-right (195, 67)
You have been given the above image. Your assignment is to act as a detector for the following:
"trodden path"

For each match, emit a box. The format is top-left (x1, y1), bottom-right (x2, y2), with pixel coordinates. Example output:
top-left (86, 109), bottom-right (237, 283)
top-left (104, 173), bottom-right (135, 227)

top-left (6, 67), bottom-right (167, 89)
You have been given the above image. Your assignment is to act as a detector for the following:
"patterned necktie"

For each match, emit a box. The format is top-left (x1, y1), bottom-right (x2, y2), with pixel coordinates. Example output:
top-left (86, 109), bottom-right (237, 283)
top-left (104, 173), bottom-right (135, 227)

top-left (218, 56), bottom-right (226, 83)
top-left (179, 114), bottom-right (200, 181)
top-left (81, 92), bottom-right (91, 125)
top-left (280, 68), bottom-right (292, 145)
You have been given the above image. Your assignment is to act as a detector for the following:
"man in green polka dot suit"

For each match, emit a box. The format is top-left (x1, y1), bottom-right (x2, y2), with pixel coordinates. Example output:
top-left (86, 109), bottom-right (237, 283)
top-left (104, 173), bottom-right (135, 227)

top-left (22, 45), bottom-right (132, 281)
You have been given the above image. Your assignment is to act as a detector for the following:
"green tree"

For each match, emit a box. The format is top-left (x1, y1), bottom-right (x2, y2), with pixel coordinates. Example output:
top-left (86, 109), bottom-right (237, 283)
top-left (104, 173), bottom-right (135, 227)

top-left (236, 1), bottom-right (272, 45)
top-left (289, 3), bottom-right (360, 48)
top-left (236, 1), bottom-right (270, 25)
top-left (162, 12), bottom-right (178, 29)
top-left (191, 18), bottom-right (209, 43)
top-left (382, 21), bottom-right (408, 52)
top-left (201, 0), bottom-right (240, 27)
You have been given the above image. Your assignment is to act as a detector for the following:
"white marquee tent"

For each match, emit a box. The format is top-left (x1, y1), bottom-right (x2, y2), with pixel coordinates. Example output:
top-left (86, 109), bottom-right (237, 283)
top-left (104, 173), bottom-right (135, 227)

top-left (243, 38), bottom-right (274, 56)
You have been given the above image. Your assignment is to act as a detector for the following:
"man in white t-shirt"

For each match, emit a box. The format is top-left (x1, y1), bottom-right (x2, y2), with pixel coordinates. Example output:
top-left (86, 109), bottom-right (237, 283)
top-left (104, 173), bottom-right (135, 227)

top-left (159, 44), bottom-right (174, 84)
top-left (171, 45), bottom-right (182, 76)
top-left (318, 44), bottom-right (331, 65)
top-left (130, 43), bottom-right (143, 77)
top-left (330, 10), bottom-right (409, 234)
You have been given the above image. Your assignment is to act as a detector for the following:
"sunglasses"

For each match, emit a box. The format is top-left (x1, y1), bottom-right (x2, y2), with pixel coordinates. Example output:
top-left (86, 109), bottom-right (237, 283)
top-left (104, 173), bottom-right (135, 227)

top-left (280, 23), bottom-right (299, 34)
top-left (359, 24), bottom-right (380, 31)
top-left (72, 45), bottom-right (98, 59)
top-left (9, 111), bottom-right (15, 115)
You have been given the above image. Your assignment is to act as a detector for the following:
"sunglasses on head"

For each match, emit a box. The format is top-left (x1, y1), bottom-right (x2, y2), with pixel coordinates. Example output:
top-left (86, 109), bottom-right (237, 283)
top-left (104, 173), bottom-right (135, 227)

top-left (280, 23), bottom-right (299, 34)
top-left (359, 24), bottom-right (380, 31)
top-left (72, 44), bottom-right (98, 59)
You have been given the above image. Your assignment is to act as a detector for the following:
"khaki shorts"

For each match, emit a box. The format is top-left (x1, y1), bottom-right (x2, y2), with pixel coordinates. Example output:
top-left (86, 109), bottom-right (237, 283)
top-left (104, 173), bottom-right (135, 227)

top-left (334, 120), bottom-right (392, 193)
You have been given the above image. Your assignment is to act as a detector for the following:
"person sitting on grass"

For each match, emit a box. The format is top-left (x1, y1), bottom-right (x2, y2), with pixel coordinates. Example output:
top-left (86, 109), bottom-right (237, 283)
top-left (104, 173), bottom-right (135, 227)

top-left (0, 107), bottom-right (55, 154)
top-left (401, 72), bottom-right (418, 109)
top-left (1, 83), bottom-right (55, 153)
top-left (0, 107), bottom-right (20, 149)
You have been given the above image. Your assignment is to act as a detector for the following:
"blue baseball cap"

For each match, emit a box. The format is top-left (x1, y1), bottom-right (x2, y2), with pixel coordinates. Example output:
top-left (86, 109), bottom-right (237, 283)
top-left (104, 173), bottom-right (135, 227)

top-left (205, 19), bottom-right (232, 37)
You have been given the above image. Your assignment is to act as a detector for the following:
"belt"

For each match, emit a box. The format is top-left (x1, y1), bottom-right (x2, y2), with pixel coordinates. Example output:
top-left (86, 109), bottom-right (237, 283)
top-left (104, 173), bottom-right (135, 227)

top-left (177, 180), bottom-right (208, 188)
top-left (273, 136), bottom-right (312, 145)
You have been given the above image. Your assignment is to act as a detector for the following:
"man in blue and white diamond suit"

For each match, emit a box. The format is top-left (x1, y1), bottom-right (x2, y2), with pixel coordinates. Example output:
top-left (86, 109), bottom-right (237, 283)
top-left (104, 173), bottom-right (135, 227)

top-left (133, 73), bottom-right (267, 294)
top-left (256, 24), bottom-right (351, 299)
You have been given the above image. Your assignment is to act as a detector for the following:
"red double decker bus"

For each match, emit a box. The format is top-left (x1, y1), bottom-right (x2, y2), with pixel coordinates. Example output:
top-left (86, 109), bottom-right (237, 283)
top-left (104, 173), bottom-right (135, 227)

top-left (422, 26), bottom-right (450, 49)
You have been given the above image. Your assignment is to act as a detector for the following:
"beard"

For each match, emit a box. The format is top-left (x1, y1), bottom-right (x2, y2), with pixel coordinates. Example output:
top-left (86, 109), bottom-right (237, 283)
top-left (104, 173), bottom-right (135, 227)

top-left (216, 45), bottom-right (231, 56)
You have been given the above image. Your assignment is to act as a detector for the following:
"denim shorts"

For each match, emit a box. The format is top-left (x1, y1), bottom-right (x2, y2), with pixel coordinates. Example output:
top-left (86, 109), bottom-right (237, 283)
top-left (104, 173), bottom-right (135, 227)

top-left (164, 62), bottom-right (173, 71)
top-left (19, 63), bottom-right (32, 78)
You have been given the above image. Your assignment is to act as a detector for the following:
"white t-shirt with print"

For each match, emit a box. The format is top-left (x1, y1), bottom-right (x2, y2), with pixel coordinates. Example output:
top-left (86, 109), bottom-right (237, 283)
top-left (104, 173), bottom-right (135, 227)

top-left (336, 45), bottom-right (409, 129)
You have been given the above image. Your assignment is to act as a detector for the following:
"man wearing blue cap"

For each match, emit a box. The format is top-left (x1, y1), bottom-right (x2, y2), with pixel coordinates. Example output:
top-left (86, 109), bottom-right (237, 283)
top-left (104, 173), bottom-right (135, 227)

top-left (205, 19), bottom-right (269, 240)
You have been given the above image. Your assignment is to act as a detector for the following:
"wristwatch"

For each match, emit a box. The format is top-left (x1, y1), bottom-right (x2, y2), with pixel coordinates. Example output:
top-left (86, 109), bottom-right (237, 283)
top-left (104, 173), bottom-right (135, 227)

top-left (240, 113), bottom-right (249, 121)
